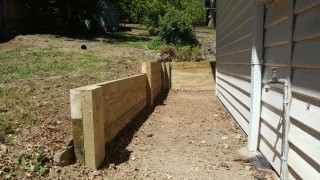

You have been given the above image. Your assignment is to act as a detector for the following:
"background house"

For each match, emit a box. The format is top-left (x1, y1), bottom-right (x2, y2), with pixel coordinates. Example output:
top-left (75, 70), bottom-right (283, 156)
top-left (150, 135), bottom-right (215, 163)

top-left (199, 0), bottom-right (216, 28)
top-left (216, 0), bottom-right (320, 179)
top-left (0, 0), bottom-right (120, 36)
top-left (0, 0), bottom-right (29, 36)
top-left (0, 0), bottom-right (6, 38)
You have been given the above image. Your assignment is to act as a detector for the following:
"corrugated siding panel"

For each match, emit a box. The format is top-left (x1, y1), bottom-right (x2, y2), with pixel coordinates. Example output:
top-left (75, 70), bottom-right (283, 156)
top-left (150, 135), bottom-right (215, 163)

top-left (259, 88), bottom-right (283, 174)
top-left (216, 73), bottom-right (250, 134)
top-left (288, 1), bottom-right (320, 179)
top-left (217, 1), bottom-right (320, 179)
top-left (259, 0), bottom-right (292, 174)
top-left (216, 0), bottom-right (253, 135)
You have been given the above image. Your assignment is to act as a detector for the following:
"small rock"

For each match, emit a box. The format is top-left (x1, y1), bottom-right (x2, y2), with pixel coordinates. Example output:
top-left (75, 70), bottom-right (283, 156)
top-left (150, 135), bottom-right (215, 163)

top-left (146, 133), bottom-right (154, 137)
top-left (47, 125), bottom-right (56, 130)
top-left (108, 163), bottom-right (116, 170)
top-left (235, 134), bottom-right (242, 139)
top-left (0, 144), bottom-right (8, 157)
top-left (53, 146), bottom-right (75, 166)
top-left (49, 169), bottom-right (59, 178)
top-left (5, 174), bottom-right (11, 179)
top-left (25, 172), bottom-right (32, 177)
top-left (221, 136), bottom-right (228, 140)
top-left (220, 162), bottom-right (230, 169)
top-left (245, 166), bottom-right (251, 171)
top-left (224, 144), bottom-right (230, 149)
top-left (91, 170), bottom-right (100, 176)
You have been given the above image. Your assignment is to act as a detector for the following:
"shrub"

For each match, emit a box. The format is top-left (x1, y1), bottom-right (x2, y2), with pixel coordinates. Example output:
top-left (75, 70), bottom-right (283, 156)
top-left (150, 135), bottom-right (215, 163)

top-left (157, 8), bottom-right (198, 46)
top-left (176, 45), bottom-right (201, 62)
top-left (148, 36), bottom-right (166, 50)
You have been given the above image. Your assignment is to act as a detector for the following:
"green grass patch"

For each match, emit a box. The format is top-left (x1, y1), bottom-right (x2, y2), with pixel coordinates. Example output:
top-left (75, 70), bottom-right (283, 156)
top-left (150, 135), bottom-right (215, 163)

top-left (0, 50), bottom-right (115, 83)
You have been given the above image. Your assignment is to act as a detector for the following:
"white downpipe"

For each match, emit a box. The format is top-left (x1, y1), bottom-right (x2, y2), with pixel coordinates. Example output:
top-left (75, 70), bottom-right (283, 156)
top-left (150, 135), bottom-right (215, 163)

top-left (247, 5), bottom-right (264, 152)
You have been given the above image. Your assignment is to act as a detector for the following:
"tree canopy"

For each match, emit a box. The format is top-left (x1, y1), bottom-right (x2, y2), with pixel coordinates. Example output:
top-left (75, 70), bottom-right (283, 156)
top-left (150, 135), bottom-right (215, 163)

top-left (19, 0), bottom-right (205, 43)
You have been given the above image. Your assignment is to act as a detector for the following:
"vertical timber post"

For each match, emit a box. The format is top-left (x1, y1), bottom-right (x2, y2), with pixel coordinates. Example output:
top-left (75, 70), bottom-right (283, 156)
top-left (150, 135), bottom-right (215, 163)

top-left (247, 4), bottom-right (264, 152)
top-left (166, 63), bottom-right (171, 90)
top-left (142, 62), bottom-right (153, 107)
top-left (70, 89), bottom-right (85, 163)
top-left (82, 86), bottom-right (105, 170)
top-left (162, 62), bottom-right (171, 92)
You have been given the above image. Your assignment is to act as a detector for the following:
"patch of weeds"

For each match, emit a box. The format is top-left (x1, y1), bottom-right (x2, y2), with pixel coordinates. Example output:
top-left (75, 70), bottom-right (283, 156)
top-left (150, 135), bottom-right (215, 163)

top-left (0, 115), bottom-right (15, 135)
top-left (0, 51), bottom-right (82, 83)
top-left (15, 151), bottom-right (49, 176)
top-left (0, 86), bottom-right (5, 94)
top-left (148, 36), bottom-right (166, 50)
top-left (155, 45), bottom-right (202, 62)
top-left (0, 114), bottom-right (16, 144)
top-left (0, 49), bottom-right (22, 62)
top-left (175, 45), bottom-right (201, 62)
top-left (0, 51), bottom-right (77, 83)
top-left (104, 33), bottom-right (150, 49)
top-left (121, 41), bottom-right (149, 49)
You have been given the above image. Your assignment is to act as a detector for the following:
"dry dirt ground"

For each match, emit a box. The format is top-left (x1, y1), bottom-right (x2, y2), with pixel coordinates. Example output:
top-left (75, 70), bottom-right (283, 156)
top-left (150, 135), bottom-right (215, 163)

top-left (46, 91), bottom-right (275, 180)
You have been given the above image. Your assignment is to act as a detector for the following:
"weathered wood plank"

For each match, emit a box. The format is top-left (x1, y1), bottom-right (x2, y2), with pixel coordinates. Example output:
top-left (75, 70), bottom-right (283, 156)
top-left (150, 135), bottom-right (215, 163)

top-left (105, 98), bottom-right (147, 143)
top-left (98, 74), bottom-right (146, 100)
top-left (170, 62), bottom-right (215, 91)
top-left (104, 88), bottom-right (146, 127)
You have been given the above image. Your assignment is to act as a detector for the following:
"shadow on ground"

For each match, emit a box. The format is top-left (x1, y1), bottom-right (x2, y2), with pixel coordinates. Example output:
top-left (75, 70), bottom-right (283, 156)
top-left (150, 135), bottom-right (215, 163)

top-left (0, 25), bottom-right (151, 44)
top-left (101, 92), bottom-right (169, 168)
top-left (54, 32), bottom-right (151, 44)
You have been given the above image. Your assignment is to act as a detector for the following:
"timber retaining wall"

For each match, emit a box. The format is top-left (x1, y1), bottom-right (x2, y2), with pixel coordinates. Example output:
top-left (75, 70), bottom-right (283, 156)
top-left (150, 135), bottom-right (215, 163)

top-left (70, 61), bottom-right (215, 169)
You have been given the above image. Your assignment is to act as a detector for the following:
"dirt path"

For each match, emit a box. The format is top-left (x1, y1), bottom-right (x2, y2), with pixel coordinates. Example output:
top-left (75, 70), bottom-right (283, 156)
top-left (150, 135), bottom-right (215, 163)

top-left (79, 91), bottom-right (255, 179)
top-left (46, 90), bottom-right (277, 180)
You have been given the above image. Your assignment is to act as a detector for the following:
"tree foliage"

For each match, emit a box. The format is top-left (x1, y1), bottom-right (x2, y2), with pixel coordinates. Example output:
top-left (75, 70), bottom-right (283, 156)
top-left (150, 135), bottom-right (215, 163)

top-left (119, 0), bottom-right (205, 46)
top-left (119, 0), bottom-right (205, 28)
top-left (157, 7), bottom-right (197, 45)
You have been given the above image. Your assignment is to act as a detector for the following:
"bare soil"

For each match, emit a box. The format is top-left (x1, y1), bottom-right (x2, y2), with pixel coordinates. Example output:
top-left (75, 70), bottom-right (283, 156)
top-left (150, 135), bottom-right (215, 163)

top-left (45, 91), bottom-right (274, 180)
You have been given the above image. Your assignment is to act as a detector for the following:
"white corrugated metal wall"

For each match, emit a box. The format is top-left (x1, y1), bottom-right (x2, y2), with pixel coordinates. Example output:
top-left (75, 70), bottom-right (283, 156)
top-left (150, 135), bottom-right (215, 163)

top-left (259, 0), bottom-right (293, 175)
top-left (216, 0), bottom-right (254, 135)
top-left (288, 1), bottom-right (320, 179)
top-left (216, 0), bottom-right (320, 179)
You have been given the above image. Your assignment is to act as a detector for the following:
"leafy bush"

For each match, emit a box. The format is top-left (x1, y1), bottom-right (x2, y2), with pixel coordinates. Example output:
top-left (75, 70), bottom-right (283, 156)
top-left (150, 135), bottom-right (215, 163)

top-left (176, 45), bottom-right (201, 62)
top-left (148, 36), bottom-right (166, 50)
top-left (157, 8), bottom-right (198, 46)
top-left (119, 0), bottom-right (205, 28)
